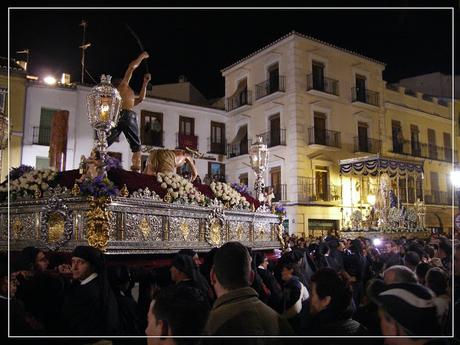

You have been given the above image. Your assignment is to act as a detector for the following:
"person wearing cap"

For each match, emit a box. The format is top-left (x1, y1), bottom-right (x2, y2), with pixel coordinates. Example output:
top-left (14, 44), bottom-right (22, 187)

top-left (61, 245), bottom-right (120, 335)
top-left (170, 253), bottom-right (211, 304)
top-left (368, 279), bottom-right (445, 343)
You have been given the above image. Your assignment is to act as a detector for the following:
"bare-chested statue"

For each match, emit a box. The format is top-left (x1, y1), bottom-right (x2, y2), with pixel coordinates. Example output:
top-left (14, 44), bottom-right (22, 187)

top-left (107, 52), bottom-right (151, 172)
top-left (144, 149), bottom-right (198, 182)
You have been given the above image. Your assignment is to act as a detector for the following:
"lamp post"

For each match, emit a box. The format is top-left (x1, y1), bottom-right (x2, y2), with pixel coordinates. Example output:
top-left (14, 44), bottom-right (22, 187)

top-left (249, 136), bottom-right (269, 207)
top-left (86, 75), bottom-right (121, 176)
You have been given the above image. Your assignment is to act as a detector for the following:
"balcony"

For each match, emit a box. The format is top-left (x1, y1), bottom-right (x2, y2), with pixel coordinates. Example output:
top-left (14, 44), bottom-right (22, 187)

top-left (307, 127), bottom-right (341, 148)
top-left (353, 137), bottom-right (381, 154)
top-left (391, 140), bottom-right (457, 162)
top-left (306, 74), bottom-right (339, 96)
top-left (226, 90), bottom-right (252, 111)
top-left (267, 184), bottom-right (287, 202)
top-left (32, 126), bottom-right (51, 145)
top-left (297, 177), bottom-right (341, 203)
top-left (207, 138), bottom-right (226, 155)
top-left (227, 140), bottom-right (252, 158)
top-left (351, 87), bottom-right (380, 107)
top-left (143, 130), bottom-right (164, 147)
top-left (258, 129), bottom-right (286, 147)
top-left (424, 190), bottom-right (453, 205)
top-left (255, 76), bottom-right (286, 100)
top-left (176, 133), bottom-right (198, 151)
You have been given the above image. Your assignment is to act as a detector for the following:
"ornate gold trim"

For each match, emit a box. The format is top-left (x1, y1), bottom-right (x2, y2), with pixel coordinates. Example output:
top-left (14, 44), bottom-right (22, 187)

top-left (139, 217), bottom-right (151, 239)
top-left (120, 184), bottom-right (129, 197)
top-left (86, 196), bottom-right (112, 251)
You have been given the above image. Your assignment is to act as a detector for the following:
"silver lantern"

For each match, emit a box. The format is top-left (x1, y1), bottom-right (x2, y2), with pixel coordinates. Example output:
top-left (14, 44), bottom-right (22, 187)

top-left (86, 75), bottom-right (121, 175)
top-left (249, 136), bottom-right (269, 205)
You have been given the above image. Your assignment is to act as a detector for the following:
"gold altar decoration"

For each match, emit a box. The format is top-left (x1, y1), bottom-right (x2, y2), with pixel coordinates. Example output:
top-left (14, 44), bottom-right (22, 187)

top-left (139, 217), bottom-right (151, 239)
top-left (236, 224), bottom-right (243, 240)
top-left (86, 196), bottom-right (112, 250)
top-left (48, 213), bottom-right (65, 242)
top-left (71, 183), bottom-right (80, 196)
top-left (120, 184), bottom-right (129, 197)
top-left (180, 221), bottom-right (190, 240)
top-left (12, 217), bottom-right (23, 240)
top-left (208, 219), bottom-right (221, 246)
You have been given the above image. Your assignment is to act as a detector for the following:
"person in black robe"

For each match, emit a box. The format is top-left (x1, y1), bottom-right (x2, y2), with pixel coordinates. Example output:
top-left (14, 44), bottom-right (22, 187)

top-left (61, 246), bottom-right (120, 336)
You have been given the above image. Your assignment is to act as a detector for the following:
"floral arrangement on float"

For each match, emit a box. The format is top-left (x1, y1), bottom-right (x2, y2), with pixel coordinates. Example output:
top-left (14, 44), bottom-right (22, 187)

top-left (157, 172), bottom-right (207, 205)
top-left (272, 202), bottom-right (286, 218)
top-left (79, 175), bottom-right (119, 197)
top-left (1, 165), bottom-right (58, 199)
top-left (210, 181), bottom-right (251, 209)
top-left (230, 182), bottom-right (249, 194)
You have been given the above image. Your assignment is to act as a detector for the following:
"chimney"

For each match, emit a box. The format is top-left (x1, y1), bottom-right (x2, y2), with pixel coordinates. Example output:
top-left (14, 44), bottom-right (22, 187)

top-left (178, 75), bottom-right (187, 83)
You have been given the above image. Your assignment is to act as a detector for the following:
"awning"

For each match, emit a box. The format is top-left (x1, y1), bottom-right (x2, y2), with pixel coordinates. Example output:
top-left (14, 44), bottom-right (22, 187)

top-left (339, 154), bottom-right (424, 176)
top-left (230, 125), bottom-right (247, 145)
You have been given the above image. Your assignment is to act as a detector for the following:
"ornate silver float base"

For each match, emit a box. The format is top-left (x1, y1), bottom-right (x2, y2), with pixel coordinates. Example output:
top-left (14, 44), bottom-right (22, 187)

top-left (2, 195), bottom-right (282, 254)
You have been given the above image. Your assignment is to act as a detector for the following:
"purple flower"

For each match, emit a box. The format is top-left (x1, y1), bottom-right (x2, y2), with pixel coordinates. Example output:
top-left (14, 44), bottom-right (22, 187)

top-left (79, 176), bottom-right (119, 197)
top-left (105, 156), bottom-right (122, 171)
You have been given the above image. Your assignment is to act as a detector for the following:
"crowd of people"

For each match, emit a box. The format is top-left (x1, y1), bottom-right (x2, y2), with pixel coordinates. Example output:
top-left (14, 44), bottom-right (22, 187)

top-left (1, 231), bottom-right (458, 344)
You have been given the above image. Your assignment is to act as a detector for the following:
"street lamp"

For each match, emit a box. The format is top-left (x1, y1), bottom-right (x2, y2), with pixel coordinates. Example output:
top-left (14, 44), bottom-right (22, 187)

top-left (249, 136), bottom-right (269, 204)
top-left (86, 75), bottom-right (121, 176)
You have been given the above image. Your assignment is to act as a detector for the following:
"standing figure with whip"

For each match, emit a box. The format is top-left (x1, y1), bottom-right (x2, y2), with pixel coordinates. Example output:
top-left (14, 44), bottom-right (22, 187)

top-left (106, 52), bottom-right (150, 172)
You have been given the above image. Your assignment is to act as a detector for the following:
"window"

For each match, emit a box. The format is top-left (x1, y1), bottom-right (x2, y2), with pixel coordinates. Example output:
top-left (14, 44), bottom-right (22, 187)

top-left (355, 75), bottom-right (367, 102)
top-left (392, 120), bottom-right (403, 153)
top-left (141, 111), bottom-right (163, 147)
top-left (443, 132), bottom-right (451, 162)
top-left (312, 61), bottom-right (325, 91)
top-left (270, 167), bottom-right (282, 201)
top-left (236, 78), bottom-right (248, 105)
top-left (210, 121), bottom-right (225, 154)
top-left (430, 172), bottom-right (439, 203)
top-left (239, 173), bottom-right (248, 186)
top-left (427, 129), bottom-right (437, 159)
top-left (35, 157), bottom-right (49, 170)
top-left (36, 108), bottom-right (57, 145)
top-left (208, 162), bottom-right (225, 182)
top-left (0, 88), bottom-right (6, 113)
top-left (269, 114), bottom-right (281, 147)
top-left (314, 166), bottom-right (329, 201)
top-left (314, 112), bottom-right (327, 145)
top-left (357, 122), bottom-right (369, 152)
top-left (267, 63), bottom-right (280, 93)
top-left (410, 125), bottom-right (421, 156)
top-left (179, 116), bottom-right (194, 135)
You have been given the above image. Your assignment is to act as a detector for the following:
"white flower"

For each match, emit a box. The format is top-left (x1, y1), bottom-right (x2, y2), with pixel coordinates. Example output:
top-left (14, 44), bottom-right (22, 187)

top-left (172, 192), bottom-right (179, 199)
top-left (157, 175), bottom-right (163, 183)
top-left (161, 182), bottom-right (167, 189)
top-left (41, 183), bottom-right (49, 190)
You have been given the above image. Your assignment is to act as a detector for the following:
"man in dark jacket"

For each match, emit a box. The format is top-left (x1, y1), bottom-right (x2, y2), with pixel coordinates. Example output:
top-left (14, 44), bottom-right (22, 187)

top-left (203, 242), bottom-right (294, 342)
top-left (61, 245), bottom-right (120, 336)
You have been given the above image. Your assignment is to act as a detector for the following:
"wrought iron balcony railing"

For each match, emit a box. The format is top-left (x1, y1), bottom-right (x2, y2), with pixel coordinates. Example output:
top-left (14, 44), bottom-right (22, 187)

top-left (207, 137), bottom-right (226, 155)
top-left (297, 177), bottom-right (341, 203)
top-left (143, 130), bottom-right (164, 147)
top-left (227, 140), bottom-right (252, 158)
top-left (255, 76), bottom-right (286, 100)
top-left (307, 127), bottom-right (341, 148)
top-left (266, 184), bottom-right (287, 202)
top-left (353, 137), bottom-right (381, 154)
top-left (351, 87), bottom-right (380, 106)
top-left (392, 140), bottom-right (457, 163)
top-left (226, 90), bottom-right (252, 111)
top-left (32, 126), bottom-right (51, 146)
top-left (258, 129), bottom-right (286, 147)
top-left (176, 133), bottom-right (198, 151)
top-left (424, 190), bottom-right (453, 205)
top-left (306, 74), bottom-right (339, 96)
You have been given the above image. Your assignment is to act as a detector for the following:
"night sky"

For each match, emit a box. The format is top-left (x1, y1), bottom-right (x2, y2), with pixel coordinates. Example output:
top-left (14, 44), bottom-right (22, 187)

top-left (7, 8), bottom-right (456, 100)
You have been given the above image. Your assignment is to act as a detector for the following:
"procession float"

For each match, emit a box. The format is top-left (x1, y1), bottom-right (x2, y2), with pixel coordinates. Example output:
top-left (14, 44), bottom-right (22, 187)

top-left (1, 75), bottom-right (284, 254)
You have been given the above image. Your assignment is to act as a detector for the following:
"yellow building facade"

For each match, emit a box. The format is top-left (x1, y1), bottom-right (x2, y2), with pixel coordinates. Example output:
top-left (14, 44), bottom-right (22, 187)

top-left (221, 32), bottom-right (456, 236)
top-left (0, 60), bottom-right (27, 181)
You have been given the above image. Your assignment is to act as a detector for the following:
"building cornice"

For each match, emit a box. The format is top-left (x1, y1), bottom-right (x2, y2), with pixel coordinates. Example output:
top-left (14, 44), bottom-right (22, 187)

top-left (384, 102), bottom-right (451, 123)
top-left (221, 31), bottom-right (386, 75)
